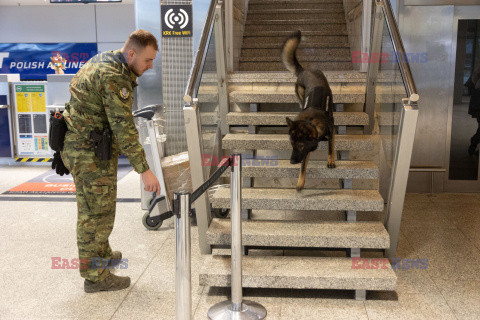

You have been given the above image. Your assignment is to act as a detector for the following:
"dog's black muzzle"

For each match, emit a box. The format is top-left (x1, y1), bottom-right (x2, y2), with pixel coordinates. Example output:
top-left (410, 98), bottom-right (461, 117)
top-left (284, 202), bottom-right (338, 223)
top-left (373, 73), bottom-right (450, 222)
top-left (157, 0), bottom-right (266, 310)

top-left (290, 139), bottom-right (319, 164)
top-left (290, 149), bottom-right (309, 164)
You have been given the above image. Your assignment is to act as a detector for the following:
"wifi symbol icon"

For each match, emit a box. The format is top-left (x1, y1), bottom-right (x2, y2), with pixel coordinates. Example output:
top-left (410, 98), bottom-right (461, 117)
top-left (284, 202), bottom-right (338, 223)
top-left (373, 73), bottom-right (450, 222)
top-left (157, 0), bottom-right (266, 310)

top-left (164, 8), bottom-right (189, 30)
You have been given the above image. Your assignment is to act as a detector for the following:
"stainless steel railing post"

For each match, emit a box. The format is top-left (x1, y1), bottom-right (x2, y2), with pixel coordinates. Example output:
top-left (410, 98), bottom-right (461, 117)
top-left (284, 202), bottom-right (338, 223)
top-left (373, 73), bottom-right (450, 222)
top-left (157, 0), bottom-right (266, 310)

top-left (208, 154), bottom-right (267, 320)
top-left (230, 154), bottom-right (243, 311)
top-left (174, 191), bottom-right (192, 320)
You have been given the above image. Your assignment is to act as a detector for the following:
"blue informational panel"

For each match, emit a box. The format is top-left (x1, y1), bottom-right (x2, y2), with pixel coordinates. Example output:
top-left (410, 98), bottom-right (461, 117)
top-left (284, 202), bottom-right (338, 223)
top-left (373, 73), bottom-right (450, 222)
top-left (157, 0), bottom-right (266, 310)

top-left (0, 43), bottom-right (98, 80)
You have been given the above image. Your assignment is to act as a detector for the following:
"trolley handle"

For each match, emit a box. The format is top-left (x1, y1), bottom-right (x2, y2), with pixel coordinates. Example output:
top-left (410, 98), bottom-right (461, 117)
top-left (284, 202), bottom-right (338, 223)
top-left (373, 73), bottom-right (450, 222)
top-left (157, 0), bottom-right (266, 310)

top-left (148, 191), bottom-right (165, 214)
top-left (133, 104), bottom-right (162, 120)
top-left (148, 191), bottom-right (174, 221)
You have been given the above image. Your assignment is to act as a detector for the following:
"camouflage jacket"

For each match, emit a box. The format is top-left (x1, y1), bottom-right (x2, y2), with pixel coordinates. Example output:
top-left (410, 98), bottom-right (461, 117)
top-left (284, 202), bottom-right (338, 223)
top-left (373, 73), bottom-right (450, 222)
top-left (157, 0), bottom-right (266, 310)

top-left (63, 50), bottom-right (149, 174)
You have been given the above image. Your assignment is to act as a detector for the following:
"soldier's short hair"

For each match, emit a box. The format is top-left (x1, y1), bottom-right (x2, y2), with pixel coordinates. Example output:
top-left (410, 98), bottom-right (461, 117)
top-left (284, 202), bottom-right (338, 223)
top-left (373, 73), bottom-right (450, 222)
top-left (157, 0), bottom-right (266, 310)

top-left (125, 29), bottom-right (159, 52)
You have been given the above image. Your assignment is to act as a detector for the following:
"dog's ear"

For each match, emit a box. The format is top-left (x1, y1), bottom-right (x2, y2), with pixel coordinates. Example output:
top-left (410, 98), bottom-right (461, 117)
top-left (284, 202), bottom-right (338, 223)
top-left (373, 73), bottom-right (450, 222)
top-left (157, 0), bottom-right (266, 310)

top-left (286, 117), bottom-right (294, 128)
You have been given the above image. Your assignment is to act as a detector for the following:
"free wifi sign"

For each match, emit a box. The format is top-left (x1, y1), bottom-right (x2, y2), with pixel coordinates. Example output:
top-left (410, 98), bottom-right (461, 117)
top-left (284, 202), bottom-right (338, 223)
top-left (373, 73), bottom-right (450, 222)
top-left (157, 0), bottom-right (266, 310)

top-left (161, 5), bottom-right (193, 37)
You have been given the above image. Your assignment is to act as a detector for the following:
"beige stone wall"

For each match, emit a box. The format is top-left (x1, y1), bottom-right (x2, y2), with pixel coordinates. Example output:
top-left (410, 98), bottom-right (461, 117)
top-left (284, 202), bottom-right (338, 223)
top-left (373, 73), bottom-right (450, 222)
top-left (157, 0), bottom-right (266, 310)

top-left (233, 0), bottom-right (249, 70)
top-left (343, 0), bottom-right (362, 13)
top-left (343, 0), bottom-right (363, 71)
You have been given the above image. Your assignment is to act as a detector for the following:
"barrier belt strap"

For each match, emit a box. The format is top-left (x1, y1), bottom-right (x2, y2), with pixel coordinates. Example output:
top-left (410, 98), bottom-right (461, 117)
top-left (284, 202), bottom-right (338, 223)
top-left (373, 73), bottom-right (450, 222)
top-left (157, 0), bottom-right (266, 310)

top-left (190, 156), bottom-right (232, 204)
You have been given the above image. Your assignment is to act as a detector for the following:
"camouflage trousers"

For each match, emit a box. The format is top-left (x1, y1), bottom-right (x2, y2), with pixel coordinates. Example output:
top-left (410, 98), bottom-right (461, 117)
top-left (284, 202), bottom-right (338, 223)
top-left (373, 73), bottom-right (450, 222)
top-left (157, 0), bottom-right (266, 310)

top-left (61, 131), bottom-right (119, 282)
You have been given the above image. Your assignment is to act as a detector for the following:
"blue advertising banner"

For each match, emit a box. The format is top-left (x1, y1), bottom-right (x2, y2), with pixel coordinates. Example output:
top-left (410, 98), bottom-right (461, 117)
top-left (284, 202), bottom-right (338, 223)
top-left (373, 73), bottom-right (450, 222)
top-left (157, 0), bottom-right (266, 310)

top-left (0, 43), bottom-right (98, 80)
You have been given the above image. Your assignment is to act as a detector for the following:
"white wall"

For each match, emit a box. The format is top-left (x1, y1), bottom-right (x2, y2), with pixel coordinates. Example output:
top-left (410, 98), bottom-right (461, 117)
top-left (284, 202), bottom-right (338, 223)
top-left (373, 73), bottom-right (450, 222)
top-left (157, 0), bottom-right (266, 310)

top-left (0, 4), bottom-right (135, 51)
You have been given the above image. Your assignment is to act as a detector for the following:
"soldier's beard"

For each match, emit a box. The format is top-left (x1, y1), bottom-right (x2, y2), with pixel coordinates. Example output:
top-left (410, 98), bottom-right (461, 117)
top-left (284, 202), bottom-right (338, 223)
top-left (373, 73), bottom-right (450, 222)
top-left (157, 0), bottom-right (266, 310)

top-left (133, 68), bottom-right (149, 77)
top-left (131, 67), bottom-right (142, 77)
top-left (129, 62), bottom-right (143, 77)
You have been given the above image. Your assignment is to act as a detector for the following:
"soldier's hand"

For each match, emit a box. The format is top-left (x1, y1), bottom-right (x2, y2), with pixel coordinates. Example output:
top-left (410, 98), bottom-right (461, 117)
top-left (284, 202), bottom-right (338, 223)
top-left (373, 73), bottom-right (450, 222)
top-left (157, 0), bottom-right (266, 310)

top-left (142, 169), bottom-right (161, 194)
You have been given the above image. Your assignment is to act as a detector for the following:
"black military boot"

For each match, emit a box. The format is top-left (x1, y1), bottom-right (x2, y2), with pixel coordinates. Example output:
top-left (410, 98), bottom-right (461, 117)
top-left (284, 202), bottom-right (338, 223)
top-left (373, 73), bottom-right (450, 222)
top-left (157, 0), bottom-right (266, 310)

top-left (84, 273), bottom-right (131, 293)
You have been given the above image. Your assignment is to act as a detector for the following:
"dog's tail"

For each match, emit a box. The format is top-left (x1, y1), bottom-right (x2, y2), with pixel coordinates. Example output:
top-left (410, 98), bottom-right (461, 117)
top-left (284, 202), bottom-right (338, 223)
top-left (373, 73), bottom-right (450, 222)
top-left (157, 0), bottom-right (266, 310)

top-left (282, 30), bottom-right (303, 76)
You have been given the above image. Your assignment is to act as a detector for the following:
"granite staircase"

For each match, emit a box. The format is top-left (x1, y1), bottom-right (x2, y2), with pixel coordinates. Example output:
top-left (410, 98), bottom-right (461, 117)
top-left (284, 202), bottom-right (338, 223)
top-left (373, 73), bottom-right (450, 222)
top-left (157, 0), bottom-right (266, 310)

top-left (197, 70), bottom-right (398, 299)
top-left (197, 0), bottom-right (398, 300)
top-left (240, 0), bottom-right (352, 71)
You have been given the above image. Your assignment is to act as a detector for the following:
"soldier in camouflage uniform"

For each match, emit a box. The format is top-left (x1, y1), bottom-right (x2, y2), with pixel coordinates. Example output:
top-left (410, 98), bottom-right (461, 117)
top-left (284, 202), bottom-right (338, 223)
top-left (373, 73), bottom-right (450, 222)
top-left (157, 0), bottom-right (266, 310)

top-left (61, 30), bottom-right (161, 293)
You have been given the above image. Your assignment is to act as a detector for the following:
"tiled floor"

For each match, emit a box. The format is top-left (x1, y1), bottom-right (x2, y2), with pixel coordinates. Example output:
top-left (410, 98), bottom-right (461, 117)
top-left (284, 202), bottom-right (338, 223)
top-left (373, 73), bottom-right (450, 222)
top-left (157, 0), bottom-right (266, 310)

top-left (1, 165), bottom-right (480, 319)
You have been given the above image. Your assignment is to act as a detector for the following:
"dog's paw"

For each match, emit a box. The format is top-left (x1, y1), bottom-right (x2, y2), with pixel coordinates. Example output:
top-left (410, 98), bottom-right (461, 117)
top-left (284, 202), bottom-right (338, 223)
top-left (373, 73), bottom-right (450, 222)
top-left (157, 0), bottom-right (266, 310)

top-left (327, 162), bottom-right (336, 169)
top-left (296, 185), bottom-right (304, 192)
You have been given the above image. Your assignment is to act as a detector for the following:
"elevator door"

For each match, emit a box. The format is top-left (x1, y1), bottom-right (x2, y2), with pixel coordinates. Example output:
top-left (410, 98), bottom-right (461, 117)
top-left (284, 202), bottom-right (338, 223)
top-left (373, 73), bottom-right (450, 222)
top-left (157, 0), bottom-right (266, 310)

top-left (449, 20), bottom-right (480, 181)
top-left (445, 6), bottom-right (480, 192)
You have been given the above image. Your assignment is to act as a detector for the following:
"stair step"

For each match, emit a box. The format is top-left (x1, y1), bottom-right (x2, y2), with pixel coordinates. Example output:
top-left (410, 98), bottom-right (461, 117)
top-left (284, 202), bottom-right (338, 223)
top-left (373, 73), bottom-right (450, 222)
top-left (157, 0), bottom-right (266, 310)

top-left (242, 36), bottom-right (349, 48)
top-left (228, 71), bottom-right (367, 83)
top-left (207, 219), bottom-right (389, 249)
top-left (239, 61), bottom-right (353, 71)
top-left (249, 8), bottom-right (344, 14)
top-left (230, 70), bottom-right (402, 83)
top-left (200, 255), bottom-right (397, 290)
top-left (229, 88), bottom-right (406, 104)
top-left (240, 48), bottom-right (351, 60)
top-left (223, 133), bottom-right (374, 151)
top-left (204, 88), bottom-right (399, 105)
top-left (228, 89), bottom-right (362, 103)
top-left (201, 112), bottom-right (217, 126)
top-left (244, 28), bottom-right (347, 37)
top-left (197, 93), bottom-right (218, 103)
top-left (227, 112), bottom-right (369, 126)
top-left (245, 19), bottom-right (346, 25)
top-left (244, 23), bottom-right (346, 34)
top-left (240, 56), bottom-right (350, 63)
top-left (202, 132), bottom-right (216, 149)
top-left (249, 3), bottom-right (344, 10)
top-left (378, 112), bottom-right (401, 126)
top-left (212, 187), bottom-right (384, 211)
top-left (229, 160), bottom-right (378, 179)
top-left (247, 12), bottom-right (346, 20)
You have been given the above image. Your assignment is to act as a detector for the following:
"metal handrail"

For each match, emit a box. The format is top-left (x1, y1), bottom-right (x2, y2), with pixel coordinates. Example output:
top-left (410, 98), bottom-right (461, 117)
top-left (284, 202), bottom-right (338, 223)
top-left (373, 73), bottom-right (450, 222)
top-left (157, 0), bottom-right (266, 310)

top-left (380, 0), bottom-right (419, 103)
top-left (366, 1), bottom-right (420, 258)
top-left (184, 0), bottom-right (219, 103)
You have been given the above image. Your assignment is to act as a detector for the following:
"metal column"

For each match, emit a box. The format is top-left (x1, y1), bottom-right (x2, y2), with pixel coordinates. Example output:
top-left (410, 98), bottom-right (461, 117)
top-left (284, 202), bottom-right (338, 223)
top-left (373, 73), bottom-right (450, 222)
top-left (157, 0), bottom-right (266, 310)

top-left (174, 191), bottom-right (192, 320)
top-left (214, 1), bottom-right (229, 135)
top-left (364, 0), bottom-right (385, 134)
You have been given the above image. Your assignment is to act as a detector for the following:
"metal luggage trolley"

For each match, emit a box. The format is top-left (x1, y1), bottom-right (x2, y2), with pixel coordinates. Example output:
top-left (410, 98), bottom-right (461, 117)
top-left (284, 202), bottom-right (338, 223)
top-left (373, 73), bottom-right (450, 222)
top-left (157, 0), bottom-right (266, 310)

top-left (133, 105), bottom-right (173, 230)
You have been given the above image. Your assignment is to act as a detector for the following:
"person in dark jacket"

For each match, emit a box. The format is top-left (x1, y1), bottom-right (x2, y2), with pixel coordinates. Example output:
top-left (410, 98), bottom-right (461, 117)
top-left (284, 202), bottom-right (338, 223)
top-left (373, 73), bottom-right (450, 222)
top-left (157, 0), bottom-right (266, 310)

top-left (467, 66), bottom-right (480, 155)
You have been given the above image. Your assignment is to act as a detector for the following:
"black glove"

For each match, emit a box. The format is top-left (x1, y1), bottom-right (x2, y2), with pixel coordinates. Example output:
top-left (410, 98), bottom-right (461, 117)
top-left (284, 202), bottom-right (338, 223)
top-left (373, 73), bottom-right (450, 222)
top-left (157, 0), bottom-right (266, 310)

top-left (52, 151), bottom-right (70, 176)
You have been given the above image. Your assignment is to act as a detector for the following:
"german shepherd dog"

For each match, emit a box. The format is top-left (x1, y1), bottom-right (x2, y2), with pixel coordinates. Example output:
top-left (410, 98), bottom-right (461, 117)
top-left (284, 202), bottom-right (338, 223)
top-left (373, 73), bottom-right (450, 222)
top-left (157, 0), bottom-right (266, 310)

top-left (282, 31), bottom-right (335, 191)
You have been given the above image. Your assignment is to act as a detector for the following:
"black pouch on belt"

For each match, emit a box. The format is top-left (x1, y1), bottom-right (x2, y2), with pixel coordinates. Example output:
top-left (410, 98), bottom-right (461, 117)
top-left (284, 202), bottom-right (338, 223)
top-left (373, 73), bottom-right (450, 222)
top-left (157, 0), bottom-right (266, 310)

top-left (89, 128), bottom-right (112, 161)
top-left (49, 111), bottom-right (68, 152)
